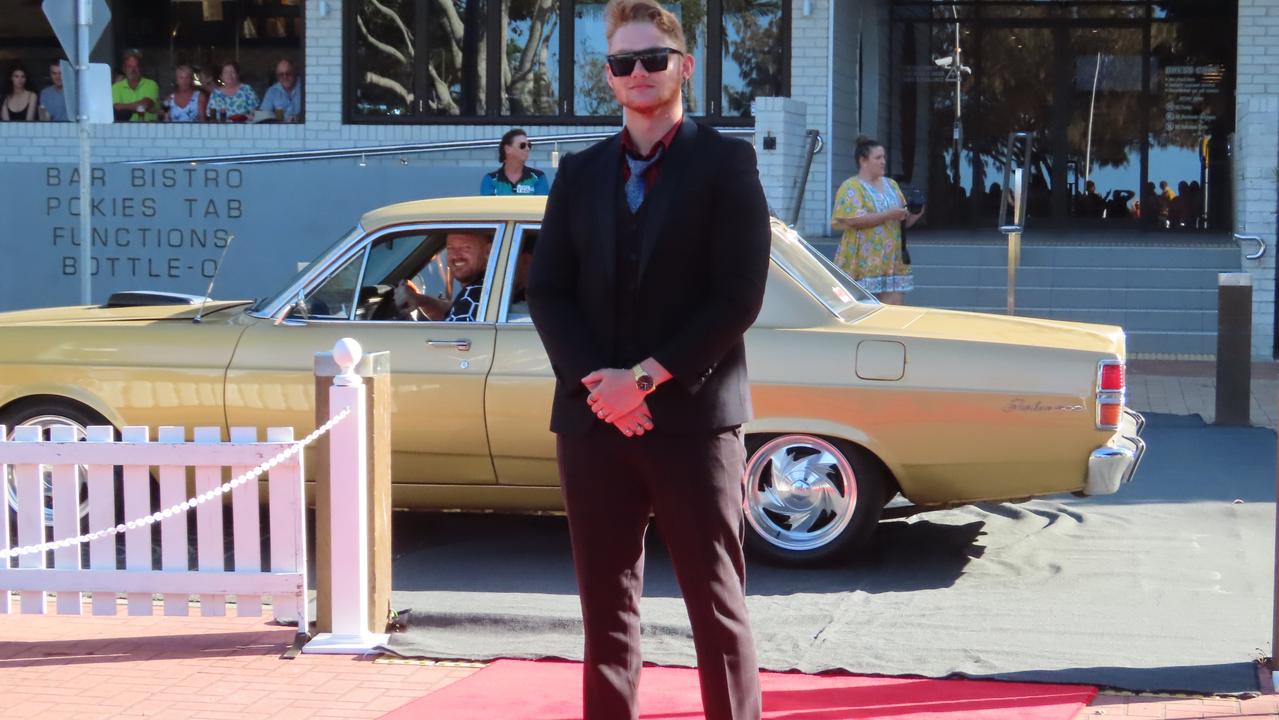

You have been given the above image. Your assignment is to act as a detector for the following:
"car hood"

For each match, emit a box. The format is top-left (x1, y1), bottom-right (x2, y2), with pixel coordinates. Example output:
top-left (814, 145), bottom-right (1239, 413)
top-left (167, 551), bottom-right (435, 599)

top-left (0, 300), bottom-right (254, 326)
top-left (855, 305), bottom-right (1126, 357)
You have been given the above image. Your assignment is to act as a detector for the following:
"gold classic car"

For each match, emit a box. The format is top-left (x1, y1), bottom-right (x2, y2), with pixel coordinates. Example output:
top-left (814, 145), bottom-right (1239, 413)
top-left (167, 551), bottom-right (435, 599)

top-left (0, 196), bottom-right (1145, 565)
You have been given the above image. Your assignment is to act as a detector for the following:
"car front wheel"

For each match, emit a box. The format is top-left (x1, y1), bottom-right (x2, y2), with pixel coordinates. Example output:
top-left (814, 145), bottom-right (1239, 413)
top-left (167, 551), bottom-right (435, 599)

top-left (743, 434), bottom-right (888, 565)
top-left (1, 399), bottom-right (111, 533)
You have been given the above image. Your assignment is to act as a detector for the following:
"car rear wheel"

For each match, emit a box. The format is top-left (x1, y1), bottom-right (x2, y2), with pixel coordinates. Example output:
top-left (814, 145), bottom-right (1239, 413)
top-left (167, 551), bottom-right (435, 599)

top-left (1, 399), bottom-right (112, 534)
top-left (743, 434), bottom-right (888, 565)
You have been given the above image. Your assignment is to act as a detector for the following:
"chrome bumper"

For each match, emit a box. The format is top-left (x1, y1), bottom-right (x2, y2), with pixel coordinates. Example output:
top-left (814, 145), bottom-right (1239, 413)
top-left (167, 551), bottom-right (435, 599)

top-left (1083, 408), bottom-right (1147, 496)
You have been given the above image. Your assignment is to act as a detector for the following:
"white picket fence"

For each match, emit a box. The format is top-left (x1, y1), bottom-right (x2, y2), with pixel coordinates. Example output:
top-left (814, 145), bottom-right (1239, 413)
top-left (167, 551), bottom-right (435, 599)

top-left (0, 422), bottom-right (310, 622)
top-left (0, 339), bottom-right (380, 644)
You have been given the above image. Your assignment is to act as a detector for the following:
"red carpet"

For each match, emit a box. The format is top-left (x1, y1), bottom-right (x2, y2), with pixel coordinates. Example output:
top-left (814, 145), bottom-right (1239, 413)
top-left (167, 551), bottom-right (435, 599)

top-left (382, 659), bottom-right (1096, 719)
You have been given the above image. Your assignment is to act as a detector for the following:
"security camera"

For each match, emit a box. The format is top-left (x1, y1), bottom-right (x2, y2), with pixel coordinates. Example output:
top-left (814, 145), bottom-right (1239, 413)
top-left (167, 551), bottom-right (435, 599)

top-left (933, 55), bottom-right (955, 68)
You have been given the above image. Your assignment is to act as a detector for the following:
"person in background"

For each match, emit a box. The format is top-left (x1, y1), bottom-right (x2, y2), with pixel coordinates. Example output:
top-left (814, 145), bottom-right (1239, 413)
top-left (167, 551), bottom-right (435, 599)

top-left (2, 63), bottom-right (39, 122)
top-left (831, 136), bottom-right (923, 305)
top-left (110, 51), bottom-right (159, 122)
top-left (195, 66), bottom-right (216, 97)
top-left (480, 128), bottom-right (549, 195)
top-left (206, 61), bottom-right (258, 122)
top-left (163, 64), bottom-right (205, 123)
top-left (38, 61), bottom-right (67, 121)
top-left (259, 59), bottom-right (302, 122)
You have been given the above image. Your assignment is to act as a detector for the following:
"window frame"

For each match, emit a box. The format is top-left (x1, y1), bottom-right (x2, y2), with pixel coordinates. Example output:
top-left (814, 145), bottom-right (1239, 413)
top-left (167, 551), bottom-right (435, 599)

top-left (261, 221), bottom-right (507, 325)
top-left (342, 0), bottom-right (789, 126)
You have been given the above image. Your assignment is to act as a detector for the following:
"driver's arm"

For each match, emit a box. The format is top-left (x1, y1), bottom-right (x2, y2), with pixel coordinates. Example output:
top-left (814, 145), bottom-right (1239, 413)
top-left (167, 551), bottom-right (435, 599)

top-left (394, 280), bottom-right (450, 320)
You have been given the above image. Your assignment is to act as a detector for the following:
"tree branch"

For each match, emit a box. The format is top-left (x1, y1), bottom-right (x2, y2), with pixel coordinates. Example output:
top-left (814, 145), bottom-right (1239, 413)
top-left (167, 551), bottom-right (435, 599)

top-left (358, 14), bottom-right (409, 65)
top-left (366, 0), bottom-right (415, 59)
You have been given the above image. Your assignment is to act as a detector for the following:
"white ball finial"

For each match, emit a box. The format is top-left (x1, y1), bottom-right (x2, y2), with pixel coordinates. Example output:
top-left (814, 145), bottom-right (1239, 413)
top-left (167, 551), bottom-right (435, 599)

top-left (333, 337), bottom-right (364, 386)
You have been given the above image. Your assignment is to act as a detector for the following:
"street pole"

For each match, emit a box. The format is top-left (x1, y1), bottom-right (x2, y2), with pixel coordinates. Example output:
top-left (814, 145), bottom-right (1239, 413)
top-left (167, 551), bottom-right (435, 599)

top-left (77, 0), bottom-right (92, 305)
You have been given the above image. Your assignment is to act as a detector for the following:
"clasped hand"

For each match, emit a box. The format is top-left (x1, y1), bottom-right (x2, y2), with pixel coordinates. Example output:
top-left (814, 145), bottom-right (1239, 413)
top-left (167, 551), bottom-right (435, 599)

top-left (582, 368), bottom-right (654, 438)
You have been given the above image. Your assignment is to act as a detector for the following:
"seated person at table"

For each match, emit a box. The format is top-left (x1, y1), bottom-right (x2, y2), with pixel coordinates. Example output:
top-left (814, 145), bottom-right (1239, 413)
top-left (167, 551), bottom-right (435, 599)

top-left (393, 233), bottom-right (491, 322)
top-left (259, 59), bottom-right (302, 121)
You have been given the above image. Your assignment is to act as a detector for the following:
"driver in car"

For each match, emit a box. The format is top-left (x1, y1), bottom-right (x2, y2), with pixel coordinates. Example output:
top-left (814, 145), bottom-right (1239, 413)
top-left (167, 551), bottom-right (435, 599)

top-left (393, 232), bottom-right (492, 322)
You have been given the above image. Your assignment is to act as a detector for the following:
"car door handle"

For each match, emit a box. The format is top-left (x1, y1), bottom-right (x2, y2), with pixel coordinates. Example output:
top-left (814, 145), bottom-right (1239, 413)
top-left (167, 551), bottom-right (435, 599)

top-left (427, 338), bottom-right (471, 352)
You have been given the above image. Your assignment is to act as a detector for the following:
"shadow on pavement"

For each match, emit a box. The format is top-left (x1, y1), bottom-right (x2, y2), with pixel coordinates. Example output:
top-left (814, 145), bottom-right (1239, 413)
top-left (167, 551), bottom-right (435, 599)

top-left (388, 512), bottom-right (987, 598)
top-left (971, 662), bottom-right (1262, 696)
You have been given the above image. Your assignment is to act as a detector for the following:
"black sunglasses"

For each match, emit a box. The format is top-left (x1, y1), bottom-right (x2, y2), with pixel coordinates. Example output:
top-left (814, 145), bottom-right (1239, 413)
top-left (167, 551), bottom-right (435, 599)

top-left (606, 47), bottom-right (683, 77)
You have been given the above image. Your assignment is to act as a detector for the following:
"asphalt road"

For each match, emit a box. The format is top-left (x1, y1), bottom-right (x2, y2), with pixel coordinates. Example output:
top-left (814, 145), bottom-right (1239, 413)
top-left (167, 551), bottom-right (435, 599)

top-left (383, 414), bottom-right (1276, 694)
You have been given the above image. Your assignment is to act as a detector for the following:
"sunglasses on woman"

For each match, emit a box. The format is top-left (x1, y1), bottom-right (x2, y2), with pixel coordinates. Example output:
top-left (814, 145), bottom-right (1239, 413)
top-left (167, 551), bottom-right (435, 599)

top-left (511, 141), bottom-right (531, 150)
top-left (606, 47), bottom-right (683, 77)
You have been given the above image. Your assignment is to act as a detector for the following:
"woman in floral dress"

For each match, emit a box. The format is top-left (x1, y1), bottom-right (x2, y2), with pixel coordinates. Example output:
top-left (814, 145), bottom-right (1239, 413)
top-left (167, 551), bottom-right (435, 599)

top-left (206, 61), bottom-right (259, 121)
top-left (831, 136), bottom-right (924, 304)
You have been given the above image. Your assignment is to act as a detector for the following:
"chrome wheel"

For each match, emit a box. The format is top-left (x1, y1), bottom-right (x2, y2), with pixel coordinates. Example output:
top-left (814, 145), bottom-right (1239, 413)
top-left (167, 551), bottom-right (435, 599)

top-left (745, 435), bottom-right (858, 553)
top-left (4, 415), bottom-right (92, 528)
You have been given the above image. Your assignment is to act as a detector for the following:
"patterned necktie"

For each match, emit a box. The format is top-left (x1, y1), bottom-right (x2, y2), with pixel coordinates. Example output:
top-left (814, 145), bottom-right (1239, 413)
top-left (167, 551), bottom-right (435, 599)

top-left (624, 145), bottom-right (665, 213)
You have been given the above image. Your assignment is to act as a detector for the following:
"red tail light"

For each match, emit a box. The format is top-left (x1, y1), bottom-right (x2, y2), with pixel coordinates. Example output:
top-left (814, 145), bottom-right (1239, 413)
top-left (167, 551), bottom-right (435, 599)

top-left (1096, 360), bottom-right (1125, 430)
top-left (1100, 363), bottom-right (1124, 391)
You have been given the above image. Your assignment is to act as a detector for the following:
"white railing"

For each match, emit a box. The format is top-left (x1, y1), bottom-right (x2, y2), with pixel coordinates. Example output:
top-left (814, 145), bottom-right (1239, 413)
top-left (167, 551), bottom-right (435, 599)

top-left (0, 339), bottom-right (375, 647)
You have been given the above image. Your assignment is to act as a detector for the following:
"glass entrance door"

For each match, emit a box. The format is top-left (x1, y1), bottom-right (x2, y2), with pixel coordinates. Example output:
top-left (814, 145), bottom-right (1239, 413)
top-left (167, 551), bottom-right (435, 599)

top-left (889, 1), bottom-right (1236, 233)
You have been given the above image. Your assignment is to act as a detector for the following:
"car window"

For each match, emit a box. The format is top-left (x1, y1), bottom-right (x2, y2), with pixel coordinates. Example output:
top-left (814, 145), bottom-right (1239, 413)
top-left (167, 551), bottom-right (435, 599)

top-left (254, 225), bottom-right (360, 314)
top-left (303, 252), bottom-right (362, 320)
top-left (503, 228), bottom-right (538, 324)
top-left (354, 228), bottom-right (497, 322)
top-left (771, 223), bottom-right (878, 314)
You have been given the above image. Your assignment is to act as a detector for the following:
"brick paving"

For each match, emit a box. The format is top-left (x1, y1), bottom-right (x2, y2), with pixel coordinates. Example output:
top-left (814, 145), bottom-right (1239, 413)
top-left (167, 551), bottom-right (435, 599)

top-left (0, 600), bottom-right (481, 719)
top-left (1126, 360), bottom-right (1279, 429)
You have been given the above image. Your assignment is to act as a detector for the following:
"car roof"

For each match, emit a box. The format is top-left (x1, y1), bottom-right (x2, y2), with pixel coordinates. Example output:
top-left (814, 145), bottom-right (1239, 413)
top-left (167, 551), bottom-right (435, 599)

top-left (360, 196), bottom-right (548, 231)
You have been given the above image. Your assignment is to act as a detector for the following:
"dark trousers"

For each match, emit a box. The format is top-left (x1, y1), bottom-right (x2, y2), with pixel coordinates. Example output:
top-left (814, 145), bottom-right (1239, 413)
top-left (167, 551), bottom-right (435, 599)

top-left (557, 425), bottom-right (761, 720)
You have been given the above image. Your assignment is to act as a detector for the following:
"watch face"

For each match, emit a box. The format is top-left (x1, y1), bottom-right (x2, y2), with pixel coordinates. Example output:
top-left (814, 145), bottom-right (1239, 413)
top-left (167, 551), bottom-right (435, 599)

top-left (636, 376), bottom-right (655, 392)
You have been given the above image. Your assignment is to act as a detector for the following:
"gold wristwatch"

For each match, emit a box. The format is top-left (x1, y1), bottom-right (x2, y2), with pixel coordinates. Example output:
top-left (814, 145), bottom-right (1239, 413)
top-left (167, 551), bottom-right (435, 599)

top-left (632, 364), bottom-right (655, 394)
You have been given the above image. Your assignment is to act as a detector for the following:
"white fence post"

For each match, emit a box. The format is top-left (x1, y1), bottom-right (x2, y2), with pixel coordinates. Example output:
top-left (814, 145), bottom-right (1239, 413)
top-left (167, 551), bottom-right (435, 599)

top-left (304, 338), bottom-right (388, 654)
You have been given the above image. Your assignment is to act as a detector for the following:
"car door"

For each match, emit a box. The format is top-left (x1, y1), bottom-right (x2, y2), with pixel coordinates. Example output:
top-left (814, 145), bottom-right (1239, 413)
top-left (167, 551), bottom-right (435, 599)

top-left (225, 222), bottom-right (507, 487)
top-left (485, 223), bottom-right (559, 487)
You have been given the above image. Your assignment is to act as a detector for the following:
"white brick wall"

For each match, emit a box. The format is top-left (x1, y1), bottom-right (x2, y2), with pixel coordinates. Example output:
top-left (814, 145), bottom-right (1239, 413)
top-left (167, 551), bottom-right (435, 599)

top-left (1236, 0), bottom-right (1279, 358)
top-left (754, 96), bottom-right (810, 220)
top-left (787, 0), bottom-right (833, 238)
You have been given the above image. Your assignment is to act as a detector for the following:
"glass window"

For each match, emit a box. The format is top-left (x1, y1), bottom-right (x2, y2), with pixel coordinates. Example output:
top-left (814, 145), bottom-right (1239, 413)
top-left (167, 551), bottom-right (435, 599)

top-left (502, 227), bottom-right (539, 322)
top-left (1, 0), bottom-right (305, 123)
top-left (351, 0), bottom-right (417, 118)
top-left (423, 0), bottom-right (487, 116)
top-left (503, 0), bottom-right (560, 116)
top-left (305, 253), bottom-right (363, 320)
top-left (350, 0), bottom-right (783, 122)
top-left (572, 0), bottom-right (618, 115)
top-left (349, 229), bottom-right (497, 322)
top-left (721, 0), bottom-right (784, 118)
top-left (889, 1), bottom-right (1236, 232)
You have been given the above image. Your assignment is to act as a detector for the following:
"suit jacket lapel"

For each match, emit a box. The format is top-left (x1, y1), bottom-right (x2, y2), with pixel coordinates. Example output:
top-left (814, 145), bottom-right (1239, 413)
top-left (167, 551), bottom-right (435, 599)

top-left (593, 133), bottom-right (622, 292)
top-left (636, 119), bottom-right (698, 281)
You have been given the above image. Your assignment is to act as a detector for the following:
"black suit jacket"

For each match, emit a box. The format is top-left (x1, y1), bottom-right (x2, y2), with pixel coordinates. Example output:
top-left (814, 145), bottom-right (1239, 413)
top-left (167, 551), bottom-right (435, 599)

top-left (527, 120), bottom-right (772, 434)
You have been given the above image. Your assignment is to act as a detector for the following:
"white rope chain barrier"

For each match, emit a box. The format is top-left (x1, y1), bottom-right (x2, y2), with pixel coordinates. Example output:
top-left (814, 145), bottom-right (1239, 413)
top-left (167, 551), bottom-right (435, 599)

top-left (0, 407), bottom-right (352, 560)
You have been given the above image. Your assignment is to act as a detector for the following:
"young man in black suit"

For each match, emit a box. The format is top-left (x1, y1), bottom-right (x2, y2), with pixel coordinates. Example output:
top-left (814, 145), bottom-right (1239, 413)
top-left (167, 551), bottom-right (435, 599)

top-left (526, 1), bottom-right (771, 718)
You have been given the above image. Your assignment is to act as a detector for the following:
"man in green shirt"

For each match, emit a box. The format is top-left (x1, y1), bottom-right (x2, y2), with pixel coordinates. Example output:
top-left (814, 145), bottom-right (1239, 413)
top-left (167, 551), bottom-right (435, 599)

top-left (111, 51), bottom-right (159, 122)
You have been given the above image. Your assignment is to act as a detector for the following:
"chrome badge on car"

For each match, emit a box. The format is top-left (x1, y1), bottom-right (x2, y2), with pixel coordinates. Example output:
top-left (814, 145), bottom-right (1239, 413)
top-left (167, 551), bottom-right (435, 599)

top-left (1003, 398), bottom-right (1087, 413)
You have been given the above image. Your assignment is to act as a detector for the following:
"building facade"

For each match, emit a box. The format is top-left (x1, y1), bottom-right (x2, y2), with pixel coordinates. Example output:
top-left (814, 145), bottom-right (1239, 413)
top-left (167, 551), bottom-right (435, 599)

top-left (1, 0), bottom-right (1275, 357)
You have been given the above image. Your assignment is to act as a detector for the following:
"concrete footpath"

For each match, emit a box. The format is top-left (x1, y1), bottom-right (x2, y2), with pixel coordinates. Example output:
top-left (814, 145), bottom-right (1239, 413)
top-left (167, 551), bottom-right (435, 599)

top-left (1, 361), bottom-right (1276, 719)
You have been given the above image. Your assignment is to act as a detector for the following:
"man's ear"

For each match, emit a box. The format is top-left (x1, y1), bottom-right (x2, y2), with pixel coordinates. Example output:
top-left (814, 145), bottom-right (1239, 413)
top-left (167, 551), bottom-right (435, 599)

top-left (681, 52), bottom-right (696, 83)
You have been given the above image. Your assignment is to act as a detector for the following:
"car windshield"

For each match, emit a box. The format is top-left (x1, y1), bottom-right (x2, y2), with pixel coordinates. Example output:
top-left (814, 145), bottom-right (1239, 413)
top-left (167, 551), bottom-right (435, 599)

top-left (770, 222), bottom-right (878, 315)
top-left (251, 225), bottom-right (362, 313)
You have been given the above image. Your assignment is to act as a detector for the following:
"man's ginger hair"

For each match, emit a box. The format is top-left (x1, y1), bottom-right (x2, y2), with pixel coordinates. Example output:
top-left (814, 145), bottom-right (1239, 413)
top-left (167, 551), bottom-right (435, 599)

top-left (605, 0), bottom-right (687, 53)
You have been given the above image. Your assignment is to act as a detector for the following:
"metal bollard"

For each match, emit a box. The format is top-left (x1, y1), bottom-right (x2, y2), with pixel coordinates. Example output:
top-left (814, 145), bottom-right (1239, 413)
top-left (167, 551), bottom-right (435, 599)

top-left (1214, 273), bottom-right (1252, 426)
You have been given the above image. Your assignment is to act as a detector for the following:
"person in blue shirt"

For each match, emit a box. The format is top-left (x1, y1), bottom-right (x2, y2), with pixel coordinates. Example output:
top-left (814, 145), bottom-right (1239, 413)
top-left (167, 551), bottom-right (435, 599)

top-left (480, 128), bottom-right (549, 196)
top-left (259, 59), bottom-right (302, 122)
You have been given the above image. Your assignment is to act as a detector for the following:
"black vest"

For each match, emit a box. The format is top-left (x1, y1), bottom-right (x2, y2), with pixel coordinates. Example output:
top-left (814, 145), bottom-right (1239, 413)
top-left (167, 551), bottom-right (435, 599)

top-left (611, 175), bottom-right (650, 367)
